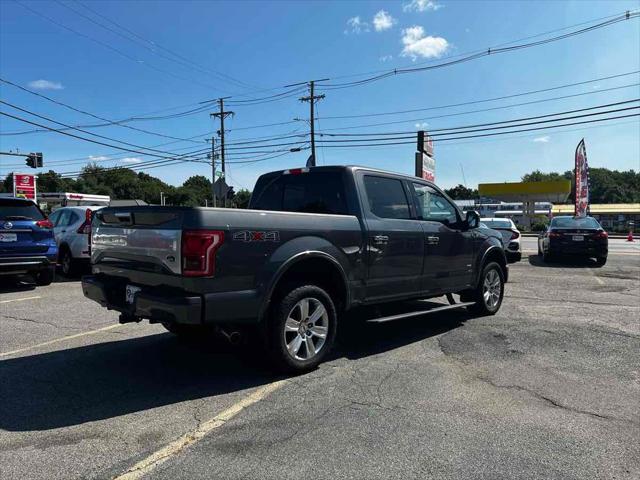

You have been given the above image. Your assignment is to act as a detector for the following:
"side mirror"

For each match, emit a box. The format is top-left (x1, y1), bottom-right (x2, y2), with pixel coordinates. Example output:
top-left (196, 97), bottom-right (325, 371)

top-left (465, 210), bottom-right (480, 229)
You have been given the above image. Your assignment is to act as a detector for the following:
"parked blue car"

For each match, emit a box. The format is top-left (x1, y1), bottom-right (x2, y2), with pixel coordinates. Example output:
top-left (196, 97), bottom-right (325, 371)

top-left (0, 197), bottom-right (58, 285)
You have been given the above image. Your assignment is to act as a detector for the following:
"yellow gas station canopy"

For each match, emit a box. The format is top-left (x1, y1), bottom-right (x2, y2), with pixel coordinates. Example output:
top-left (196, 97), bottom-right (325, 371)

top-left (479, 180), bottom-right (571, 202)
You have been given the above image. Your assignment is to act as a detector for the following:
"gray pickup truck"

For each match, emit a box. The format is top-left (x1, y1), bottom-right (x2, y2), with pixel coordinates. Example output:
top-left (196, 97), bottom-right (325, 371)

top-left (82, 166), bottom-right (507, 371)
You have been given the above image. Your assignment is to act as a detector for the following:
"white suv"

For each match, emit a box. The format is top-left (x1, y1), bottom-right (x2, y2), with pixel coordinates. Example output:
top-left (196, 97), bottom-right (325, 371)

top-left (48, 206), bottom-right (104, 276)
top-left (480, 217), bottom-right (522, 262)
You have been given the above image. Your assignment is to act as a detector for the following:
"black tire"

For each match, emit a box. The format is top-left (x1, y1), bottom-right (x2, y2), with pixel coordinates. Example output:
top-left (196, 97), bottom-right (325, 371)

top-left (34, 267), bottom-right (55, 286)
top-left (466, 261), bottom-right (505, 316)
top-left (595, 256), bottom-right (607, 267)
top-left (537, 242), bottom-right (542, 256)
top-left (542, 249), bottom-right (553, 263)
top-left (266, 284), bottom-right (337, 373)
top-left (59, 247), bottom-right (78, 277)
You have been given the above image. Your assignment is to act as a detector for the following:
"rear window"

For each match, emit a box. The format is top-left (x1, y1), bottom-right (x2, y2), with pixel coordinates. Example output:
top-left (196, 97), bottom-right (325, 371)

top-left (250, 172), bottom-right (348, 215)
top-left (551, 217), bottom-right (601, 229)
top-left (482, 219), bottom-right (513, 229)
top-left (0, 199), bottom-right (45, 221)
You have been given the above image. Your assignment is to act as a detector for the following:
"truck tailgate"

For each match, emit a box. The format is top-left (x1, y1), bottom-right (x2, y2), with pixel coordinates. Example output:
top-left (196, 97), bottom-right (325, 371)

top-left (92, 207), bottom-right (184, 275)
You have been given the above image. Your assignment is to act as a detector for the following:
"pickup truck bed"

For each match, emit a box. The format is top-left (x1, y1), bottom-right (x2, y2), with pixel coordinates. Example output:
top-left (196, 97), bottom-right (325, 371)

top-left (82, 166), bottom-right (507, 371)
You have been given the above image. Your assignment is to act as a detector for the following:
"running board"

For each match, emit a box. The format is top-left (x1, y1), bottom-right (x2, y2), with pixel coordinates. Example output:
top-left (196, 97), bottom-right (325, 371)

top-left (366, 301), bottom-right (475, 324)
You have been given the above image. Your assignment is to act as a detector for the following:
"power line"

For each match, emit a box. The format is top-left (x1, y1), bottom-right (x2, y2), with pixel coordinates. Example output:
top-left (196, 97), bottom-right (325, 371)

top-left (316, 112), bottom-right (639, 148)
top-left (0, 110), bottom-right (211, 165)
top-left (70, 0), bottom-right (257, 91)
top-left (0, 100), bottom-right (206, 160)
top-left (315, 83), bottom-right (640, 133)
top-left (318, 12), bottom-right (639, 90)
top-left (319, 71), bottom-right (639, 120)
top-left (0, 77), bottom-right (207, 143)
top-left (318, 99), bottom-right (640, 137)
top-left (14, 0), bottom-right (237, 95)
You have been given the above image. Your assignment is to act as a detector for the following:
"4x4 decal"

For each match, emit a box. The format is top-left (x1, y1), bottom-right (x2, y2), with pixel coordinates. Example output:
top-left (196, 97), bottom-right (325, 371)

top-left (233, 230), bottom-right (280, 242)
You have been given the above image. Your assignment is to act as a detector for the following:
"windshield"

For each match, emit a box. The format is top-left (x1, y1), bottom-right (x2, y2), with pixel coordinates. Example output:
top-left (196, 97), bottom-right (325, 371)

top-left (482, 219), bottom-right (513, 229)
top-left (551, 216), bottom-right (601, 229)
top-left (0, 199), bottom-right (45, 221)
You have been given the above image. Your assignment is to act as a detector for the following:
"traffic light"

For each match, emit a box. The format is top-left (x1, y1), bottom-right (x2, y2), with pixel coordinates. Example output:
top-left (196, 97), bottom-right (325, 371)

top-left (25, 152), bottom-right (43, 168)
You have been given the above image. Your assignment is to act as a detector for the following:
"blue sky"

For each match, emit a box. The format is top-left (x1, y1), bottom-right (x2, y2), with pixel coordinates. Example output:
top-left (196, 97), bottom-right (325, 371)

top-left (1, 0), bottom-right (639, 191)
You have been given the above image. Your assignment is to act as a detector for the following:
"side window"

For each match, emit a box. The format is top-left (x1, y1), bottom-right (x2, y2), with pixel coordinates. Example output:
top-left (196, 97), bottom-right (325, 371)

top-left (57, 210), bottom-right (71, 227)
top-left (48, 210), bottom-right (61, 226)
top-left (412, 183), bottom-right (459, 225)
top-left (363, 176), bottom-right (411, 220)
top-left (68, 211), bottom-right (80, 225)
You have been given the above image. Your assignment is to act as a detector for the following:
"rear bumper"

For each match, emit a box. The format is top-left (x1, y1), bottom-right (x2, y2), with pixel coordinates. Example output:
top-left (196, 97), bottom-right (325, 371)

top-left (0, 256), bottom-right (56, 275)
top-left (548, 243), bottom-right (607, 257)
top-left (81, 275), bottom-right (262, 325)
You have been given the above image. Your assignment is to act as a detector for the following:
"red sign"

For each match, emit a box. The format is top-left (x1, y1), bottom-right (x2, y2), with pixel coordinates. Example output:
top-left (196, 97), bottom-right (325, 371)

top-left (13, 173), bottom-right (37, 200)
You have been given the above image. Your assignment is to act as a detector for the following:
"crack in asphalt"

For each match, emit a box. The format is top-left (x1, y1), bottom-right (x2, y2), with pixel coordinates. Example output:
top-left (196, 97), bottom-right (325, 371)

top-left (436, 336), bottom-right (634, 425)
top-left (0, 314), bottom-right (62, 329)
top-left (507, 295), bottom-right (638, 308)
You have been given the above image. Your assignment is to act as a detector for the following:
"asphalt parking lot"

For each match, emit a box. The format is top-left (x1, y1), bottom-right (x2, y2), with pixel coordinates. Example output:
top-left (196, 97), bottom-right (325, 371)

top-left (1, 238), bottom-right (639, 480)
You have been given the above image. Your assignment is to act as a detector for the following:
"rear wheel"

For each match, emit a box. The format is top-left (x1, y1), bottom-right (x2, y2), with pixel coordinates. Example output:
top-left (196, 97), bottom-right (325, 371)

top-left (267, 285), bottom-right (337, 373)
top-left (595, 256), bottom-right (607, 267)
top-left (467, 262), bottom-right (504, 316)
top-left (34, 267), bottom-right (54, 286)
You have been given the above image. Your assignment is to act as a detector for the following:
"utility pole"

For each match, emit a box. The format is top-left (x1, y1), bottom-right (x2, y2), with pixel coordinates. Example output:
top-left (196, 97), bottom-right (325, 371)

top-left (210, 97), bottom-right (233, 206)
top-left (209, 136), bottom-right (217, 207)
top-left (298, 80), bottom-right (326, 167)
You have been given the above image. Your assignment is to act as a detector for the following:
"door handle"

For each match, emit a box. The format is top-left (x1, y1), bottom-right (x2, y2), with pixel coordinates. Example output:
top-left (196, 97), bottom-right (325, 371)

top-left (372, 235), bottom-right (389, 245)
top-left (426, 236), bottom-right (440, 244)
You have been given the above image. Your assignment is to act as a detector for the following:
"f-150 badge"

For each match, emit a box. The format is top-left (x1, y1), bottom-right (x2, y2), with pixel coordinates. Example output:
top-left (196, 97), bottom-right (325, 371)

top-left (233, 230), bottom-right (280, 242)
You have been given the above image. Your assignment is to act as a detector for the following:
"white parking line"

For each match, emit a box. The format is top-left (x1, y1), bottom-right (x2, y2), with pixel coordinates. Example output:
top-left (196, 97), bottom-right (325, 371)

top-left (114, 379), bottom-right (288, 480)
top-left (0, 295), bottom-right (41, 304)
top-left (0, 324), bottom-right (121, 358)
top-left (588, 268), bottom-right (605, 285)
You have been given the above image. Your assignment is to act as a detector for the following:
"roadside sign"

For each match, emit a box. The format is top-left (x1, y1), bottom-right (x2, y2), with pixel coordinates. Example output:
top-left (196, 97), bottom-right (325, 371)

top-left (13, 172), bottom-right (37, 200)
top-left (415, 131), bottom-right (435, 182)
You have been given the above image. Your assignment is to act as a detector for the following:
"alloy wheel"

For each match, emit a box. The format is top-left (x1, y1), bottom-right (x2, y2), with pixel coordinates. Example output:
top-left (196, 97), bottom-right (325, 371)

top-left (283, 297), bottom-right (329, 361)
top-left (483, 269), bottom-right (502, 309)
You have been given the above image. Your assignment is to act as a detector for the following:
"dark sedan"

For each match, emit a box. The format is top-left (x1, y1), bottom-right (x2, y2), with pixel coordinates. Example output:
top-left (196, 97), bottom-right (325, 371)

top-left (538, 216), bottom-right (608, 265)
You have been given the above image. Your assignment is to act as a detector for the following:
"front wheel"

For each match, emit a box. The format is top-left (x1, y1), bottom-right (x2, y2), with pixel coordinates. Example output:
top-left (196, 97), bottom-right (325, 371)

top-left (467, 262), bottom-right (505, 316)
top-left (267, 285), bottom-right (337, 373)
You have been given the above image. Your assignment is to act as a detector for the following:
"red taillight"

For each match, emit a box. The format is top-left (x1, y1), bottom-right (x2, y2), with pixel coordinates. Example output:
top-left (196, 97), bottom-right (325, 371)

top-left (36, 219), bottom-right (53, 229)
top-left (549, 230), bottom-right (562, 238)
top-left (77, 209), bottom-right (93, 234)
top-left (181, 230), bottom-right (224, 277)
top-left (593, 230), bottom-right (608, 240)
top-left (510, 230), bottom-right (520, 240)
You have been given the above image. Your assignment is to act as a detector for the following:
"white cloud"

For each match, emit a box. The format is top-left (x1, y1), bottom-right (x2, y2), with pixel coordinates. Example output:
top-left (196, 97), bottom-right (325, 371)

top-left (120, 157), bottom-right (143, 164)
top-left (88, 155), bottom-right (109, 161)
top-left (379, 54), bottom-right (393, 62)
top-left (532, 136), bottom-right (550, 143)
top-left (345, 16), bottom-right (369, 34)
top-left (403, 0), bottom-right (443, 12)
top-left (27, 79), bottom-right (64, 90)
top-left (400, 26), bottom-right (449, 60)
top-left (373, 10), bottom-right (396, 32)
top-left (415, 122), bottom-right (429, 129)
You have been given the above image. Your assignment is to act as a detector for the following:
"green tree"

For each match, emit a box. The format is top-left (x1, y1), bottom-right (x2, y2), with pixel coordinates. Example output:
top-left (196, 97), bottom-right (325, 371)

top-left (444, 184), bottom-right (478, 200)
top-left (231, 189), bottom-right (251, 208)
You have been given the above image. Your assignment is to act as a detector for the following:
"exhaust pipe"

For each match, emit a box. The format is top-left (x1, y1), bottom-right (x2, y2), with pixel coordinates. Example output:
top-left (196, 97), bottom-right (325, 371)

top-left (218, 327), bottom-right (242, 345)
